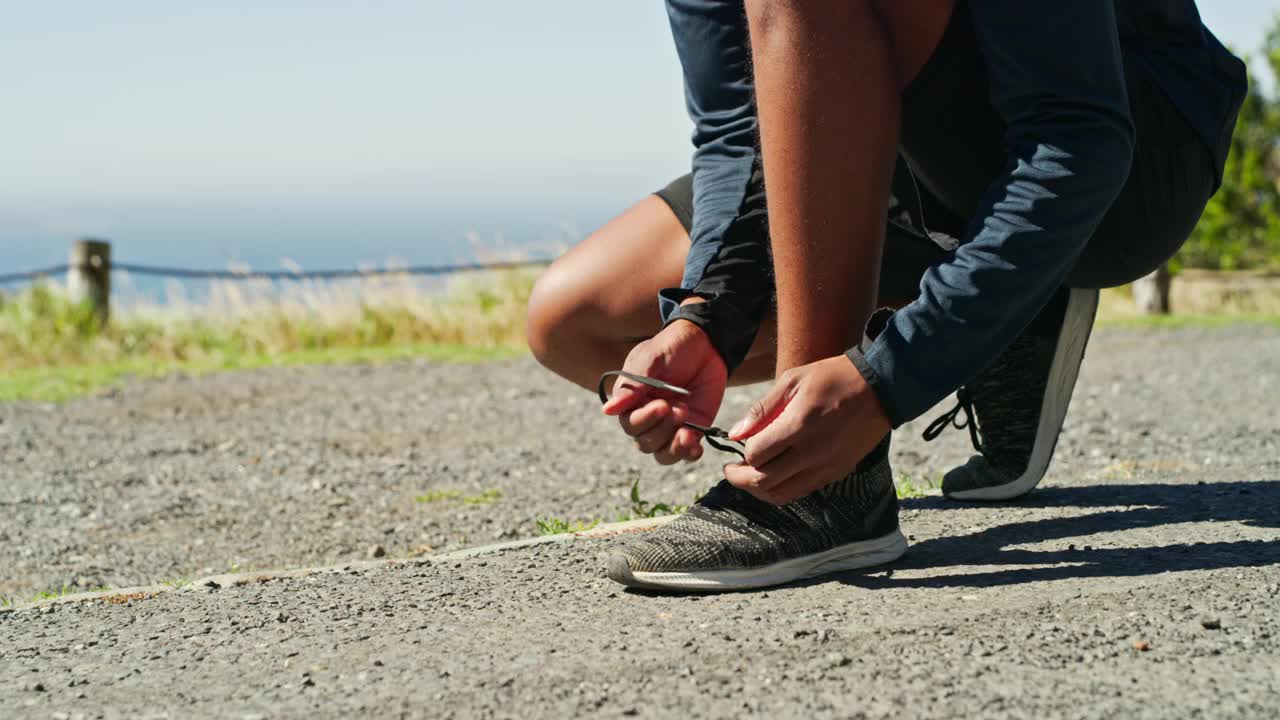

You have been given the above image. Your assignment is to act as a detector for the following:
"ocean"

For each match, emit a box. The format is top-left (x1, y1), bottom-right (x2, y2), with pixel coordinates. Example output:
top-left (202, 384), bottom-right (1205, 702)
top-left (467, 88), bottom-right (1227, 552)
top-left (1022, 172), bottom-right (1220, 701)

top-left (0, 191), bottom-right (621, 303)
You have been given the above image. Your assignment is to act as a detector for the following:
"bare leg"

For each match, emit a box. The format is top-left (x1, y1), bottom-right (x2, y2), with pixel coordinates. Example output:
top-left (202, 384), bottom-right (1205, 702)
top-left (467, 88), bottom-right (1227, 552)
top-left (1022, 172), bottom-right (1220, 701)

top-left (526, 194), bottom-right (776, 390)
top-left (744, 0), bottom-right (952, 371)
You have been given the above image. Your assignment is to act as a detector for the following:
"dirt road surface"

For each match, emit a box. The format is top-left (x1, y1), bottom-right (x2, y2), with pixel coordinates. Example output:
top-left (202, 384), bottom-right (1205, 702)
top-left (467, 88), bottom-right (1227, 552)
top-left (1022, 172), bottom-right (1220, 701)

top-left (2, 325), bottom-right (1278, 717)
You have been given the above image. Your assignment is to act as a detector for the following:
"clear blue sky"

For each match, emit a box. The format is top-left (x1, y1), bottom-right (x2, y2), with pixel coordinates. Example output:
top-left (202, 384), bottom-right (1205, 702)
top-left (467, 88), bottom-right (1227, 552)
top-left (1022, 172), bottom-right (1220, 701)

top-left (1, 1), bottom-right (1276, 270)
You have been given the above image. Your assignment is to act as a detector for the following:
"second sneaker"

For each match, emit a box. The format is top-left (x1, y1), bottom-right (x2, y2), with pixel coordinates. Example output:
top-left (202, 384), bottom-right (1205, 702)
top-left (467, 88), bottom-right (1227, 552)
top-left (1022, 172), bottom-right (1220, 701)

top-left (924, 286), bottom-right (1099, 502)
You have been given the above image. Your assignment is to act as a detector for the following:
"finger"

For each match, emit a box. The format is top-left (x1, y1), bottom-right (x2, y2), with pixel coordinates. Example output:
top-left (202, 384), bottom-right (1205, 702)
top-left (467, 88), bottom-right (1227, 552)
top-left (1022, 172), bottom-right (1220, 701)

top-left (633, 404), bottom-right (687, 454)
top-left (674, 426), bottom-right (703, 460)
top-left (724, 461), bottom-right (768, 492)
top-left (602, 376), bottom-right (650, 416)
top-left (723, 462), bottom-right (790, 505)
top-left (741, 400), bottom-right (807, 469)
top-left (655, 424), bottom-right (701, 465)
top-left (767, 471), bottom-right (835, 506)
top-left (723, 451), bottom-right (803, 494)
top-left (618, 398), bottom-right (671, 437)
top-left (728, 373), bottom-right (799, 441)
top-left (747, 447), bottom-right (807, 493)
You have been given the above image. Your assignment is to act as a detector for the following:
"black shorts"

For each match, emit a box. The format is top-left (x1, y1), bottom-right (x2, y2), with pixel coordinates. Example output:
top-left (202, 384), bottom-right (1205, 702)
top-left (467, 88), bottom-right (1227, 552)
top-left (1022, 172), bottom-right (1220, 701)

top-left (655, 3), bottom-right (1216, 300)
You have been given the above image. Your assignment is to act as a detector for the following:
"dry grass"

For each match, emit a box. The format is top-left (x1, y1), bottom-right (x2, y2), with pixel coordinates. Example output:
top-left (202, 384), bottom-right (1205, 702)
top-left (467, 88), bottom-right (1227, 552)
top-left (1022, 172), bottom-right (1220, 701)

top-left (0, 267), bottom-right (540, 373)
top-left (2, 263), bottom-right (1277, 402)
top-left (1099, 270), bottom-right (1280, 322)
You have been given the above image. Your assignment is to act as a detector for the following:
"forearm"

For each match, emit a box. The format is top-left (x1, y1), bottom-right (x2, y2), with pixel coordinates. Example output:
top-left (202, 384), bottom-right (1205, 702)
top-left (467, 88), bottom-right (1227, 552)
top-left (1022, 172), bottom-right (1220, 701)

top-left (661, 0), bottom-right (772, 373)
top-left (744, 0), bottom-right (900, 372)
top-left (854, 1), bottom-right (1136, 426)
top-left (661, 158), bottom-right (772, 372)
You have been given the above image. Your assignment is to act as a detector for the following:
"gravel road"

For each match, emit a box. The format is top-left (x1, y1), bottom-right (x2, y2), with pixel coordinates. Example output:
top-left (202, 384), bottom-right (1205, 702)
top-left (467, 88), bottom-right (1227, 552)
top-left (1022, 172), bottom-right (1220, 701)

top-left (2, 325), bottom-right (1279, 717)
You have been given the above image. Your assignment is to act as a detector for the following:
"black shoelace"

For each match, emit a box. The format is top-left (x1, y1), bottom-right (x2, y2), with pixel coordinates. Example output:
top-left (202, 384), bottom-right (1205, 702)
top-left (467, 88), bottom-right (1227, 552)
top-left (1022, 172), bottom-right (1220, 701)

top-left (597, 370), bottom-right (745, 460)
top-left (922, 386), bottom-right (985, 455)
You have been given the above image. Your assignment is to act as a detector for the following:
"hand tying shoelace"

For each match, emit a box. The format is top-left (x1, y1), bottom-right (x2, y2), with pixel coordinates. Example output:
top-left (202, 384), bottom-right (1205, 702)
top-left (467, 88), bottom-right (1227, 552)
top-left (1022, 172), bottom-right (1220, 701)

top-left (596, 370), bottom-right (745, 460)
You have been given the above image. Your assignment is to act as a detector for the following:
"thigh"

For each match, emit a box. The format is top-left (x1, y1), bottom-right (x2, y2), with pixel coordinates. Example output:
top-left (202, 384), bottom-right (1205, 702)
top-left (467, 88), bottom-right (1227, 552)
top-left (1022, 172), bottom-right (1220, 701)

top-left (534, 181), bottom-right (693, 343)
top-left (1067, 62), bottom-right (1216, 288)
top-left (898, 4), bottom-right (1006, 222)
top-left (896, 3), bottom-right (1217, 289)
top-left (872, 0), bottom-right (955, 91)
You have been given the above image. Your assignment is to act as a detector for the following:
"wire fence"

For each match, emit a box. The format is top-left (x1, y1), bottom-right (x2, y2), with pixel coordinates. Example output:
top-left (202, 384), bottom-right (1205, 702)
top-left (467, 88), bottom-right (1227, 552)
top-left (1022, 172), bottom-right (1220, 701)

top-left (0, 258), bottom-right (554, 286)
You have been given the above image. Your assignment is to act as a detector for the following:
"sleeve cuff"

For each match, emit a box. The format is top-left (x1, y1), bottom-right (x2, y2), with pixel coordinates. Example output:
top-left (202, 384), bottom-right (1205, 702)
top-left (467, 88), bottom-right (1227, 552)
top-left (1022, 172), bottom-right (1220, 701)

top-left (847, 318), bottom-right (949, 428)
top-left (844, 307), bottom-right (918, 429)
top-left (659, 288), bottom-right (759, 374)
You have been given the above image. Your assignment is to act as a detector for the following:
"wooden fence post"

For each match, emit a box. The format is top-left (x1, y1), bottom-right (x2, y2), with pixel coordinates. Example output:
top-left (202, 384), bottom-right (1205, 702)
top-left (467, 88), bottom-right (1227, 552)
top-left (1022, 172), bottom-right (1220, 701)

top-left (68, 238), bottom-right (111, 325)
top-left (1132, 263), bottom-right (1171, 315)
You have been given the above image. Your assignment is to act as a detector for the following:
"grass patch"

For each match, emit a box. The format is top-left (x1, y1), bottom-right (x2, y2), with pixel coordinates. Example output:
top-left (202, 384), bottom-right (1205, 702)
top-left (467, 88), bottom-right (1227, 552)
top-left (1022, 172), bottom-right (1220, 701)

top-left (32, 585), bottom-right (78, 601)
top-left (6, 268), bottom-right (1276, 404)
top-left (161, 577), bottom-right (193, 589)
top-left (29, 584), bottom-right (109, 602)
top-left (895, 471), bottom-right (942, 499)
top-left (414, 489), bottom-right (464, 504)
top-left (415, 488), bottom-right (503, 506)
top-left (0, 267), bottom-right (538, 402)
top-left (623, 479), bottom-right (686, 519)
top-left (534, 517), bottom-right (601, 536)
top-left (1097, 281), bottom-right (1280, 328)
top-left (1095, 312), bottom-right (1280, 330)
top-left (616, 479), bottom-right (688, 522)
top-left (0, 342), bottom-right (519, 403)
top-left (461, 488), bottom-right (503, 505)
top-left (535, 480), bottom-right (687, 536)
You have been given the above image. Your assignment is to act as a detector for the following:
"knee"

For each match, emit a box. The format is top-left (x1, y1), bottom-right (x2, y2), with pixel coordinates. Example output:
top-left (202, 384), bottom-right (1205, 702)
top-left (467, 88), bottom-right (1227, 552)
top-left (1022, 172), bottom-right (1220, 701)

top-left (525, 260), bottom-right (594, 372)
top-left (1089, 118), bottom-right (1136, 198)
top-left (746, 0), bottom-right (880, 40)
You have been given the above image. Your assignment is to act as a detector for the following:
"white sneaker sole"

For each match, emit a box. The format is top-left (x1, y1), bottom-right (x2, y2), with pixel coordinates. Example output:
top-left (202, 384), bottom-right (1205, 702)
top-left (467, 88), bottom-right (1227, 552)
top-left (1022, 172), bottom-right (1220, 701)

top-left (947, 287), bottom-right (1100, 502)
top-left (607, 528), bottom-right (908, 592)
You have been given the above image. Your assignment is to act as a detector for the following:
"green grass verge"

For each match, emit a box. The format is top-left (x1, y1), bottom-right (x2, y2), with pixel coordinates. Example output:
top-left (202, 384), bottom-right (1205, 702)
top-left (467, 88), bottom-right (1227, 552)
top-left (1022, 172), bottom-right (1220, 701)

top-left (8, 311), bottom-right (1277, 404)
top-left (1095, 312), bottom-right (1280, 330)
top-left (895, 471), bottom-right (942, 499)
top-left (414, 487), bottom-right (505, 505)
top-left (534, 517), bottom-right (602, 536)
top-left (0, 342), bottom-right (523, 403)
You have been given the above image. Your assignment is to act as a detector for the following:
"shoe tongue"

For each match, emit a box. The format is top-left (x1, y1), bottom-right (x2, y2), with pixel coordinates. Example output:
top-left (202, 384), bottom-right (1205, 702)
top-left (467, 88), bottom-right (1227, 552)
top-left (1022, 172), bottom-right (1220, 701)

top-left (700, 479), bottom-right (763, 510)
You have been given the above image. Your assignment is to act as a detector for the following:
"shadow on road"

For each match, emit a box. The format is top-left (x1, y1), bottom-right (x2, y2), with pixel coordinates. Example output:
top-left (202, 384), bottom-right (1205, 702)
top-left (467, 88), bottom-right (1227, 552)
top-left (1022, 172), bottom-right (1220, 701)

top-left (840, 479), bottom-right (1280, 590)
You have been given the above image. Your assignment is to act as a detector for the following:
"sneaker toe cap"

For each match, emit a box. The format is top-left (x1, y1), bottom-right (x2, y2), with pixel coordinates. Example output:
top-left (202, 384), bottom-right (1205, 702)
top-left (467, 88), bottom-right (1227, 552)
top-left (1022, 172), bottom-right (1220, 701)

top-left (943, 455), bottom-right (1031, 500)
top-left (942, 455), bottom-right (1003, 496)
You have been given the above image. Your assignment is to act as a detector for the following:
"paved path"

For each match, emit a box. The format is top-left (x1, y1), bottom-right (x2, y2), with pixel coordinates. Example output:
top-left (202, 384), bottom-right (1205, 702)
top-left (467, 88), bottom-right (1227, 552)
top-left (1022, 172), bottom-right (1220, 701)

top-left (2, 326), bottom-right (1279, 717)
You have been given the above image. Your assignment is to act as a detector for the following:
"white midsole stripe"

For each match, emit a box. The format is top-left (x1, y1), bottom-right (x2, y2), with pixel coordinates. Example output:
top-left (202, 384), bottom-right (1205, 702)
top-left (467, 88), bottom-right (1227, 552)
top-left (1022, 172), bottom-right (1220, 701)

top-left (629, 529), bottom-right (908, 590)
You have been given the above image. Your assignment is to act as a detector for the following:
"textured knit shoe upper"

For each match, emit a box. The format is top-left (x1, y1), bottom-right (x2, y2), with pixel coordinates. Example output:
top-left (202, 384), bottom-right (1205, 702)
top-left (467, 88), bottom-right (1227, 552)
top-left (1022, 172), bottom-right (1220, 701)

top-left (936, 334), bottom-right (1052, 494)
top-left (925, 288), bottom-right (1068, 497)
top-left (612, 438), bottom-right (898, 576)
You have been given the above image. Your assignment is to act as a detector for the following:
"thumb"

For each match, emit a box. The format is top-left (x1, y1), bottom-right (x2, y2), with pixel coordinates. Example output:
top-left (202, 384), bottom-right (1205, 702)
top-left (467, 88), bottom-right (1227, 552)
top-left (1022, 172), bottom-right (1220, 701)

top-left (728, 374), bottom-right (798, 440)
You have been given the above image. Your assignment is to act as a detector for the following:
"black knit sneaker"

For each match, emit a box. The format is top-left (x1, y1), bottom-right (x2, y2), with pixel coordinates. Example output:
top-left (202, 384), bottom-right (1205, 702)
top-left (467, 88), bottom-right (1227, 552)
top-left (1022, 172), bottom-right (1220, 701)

top-left (606, 437), bottom-right (906, 592)
top-left (924, 287), bottom-right (1099, 502)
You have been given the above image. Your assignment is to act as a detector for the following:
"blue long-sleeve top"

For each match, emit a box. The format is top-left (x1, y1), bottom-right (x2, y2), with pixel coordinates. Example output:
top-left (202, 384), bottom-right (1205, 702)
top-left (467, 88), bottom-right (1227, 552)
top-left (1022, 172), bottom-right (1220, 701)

top-left (660, 0), bottom-right (1247, 426)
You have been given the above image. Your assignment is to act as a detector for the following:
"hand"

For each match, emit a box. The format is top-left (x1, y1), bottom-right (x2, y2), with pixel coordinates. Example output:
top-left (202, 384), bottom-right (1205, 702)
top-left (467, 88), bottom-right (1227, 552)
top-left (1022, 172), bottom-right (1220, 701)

top-left (601, 317), bottom-right (727, 465)
top-left (723, 354), bottom-right (890, 505)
